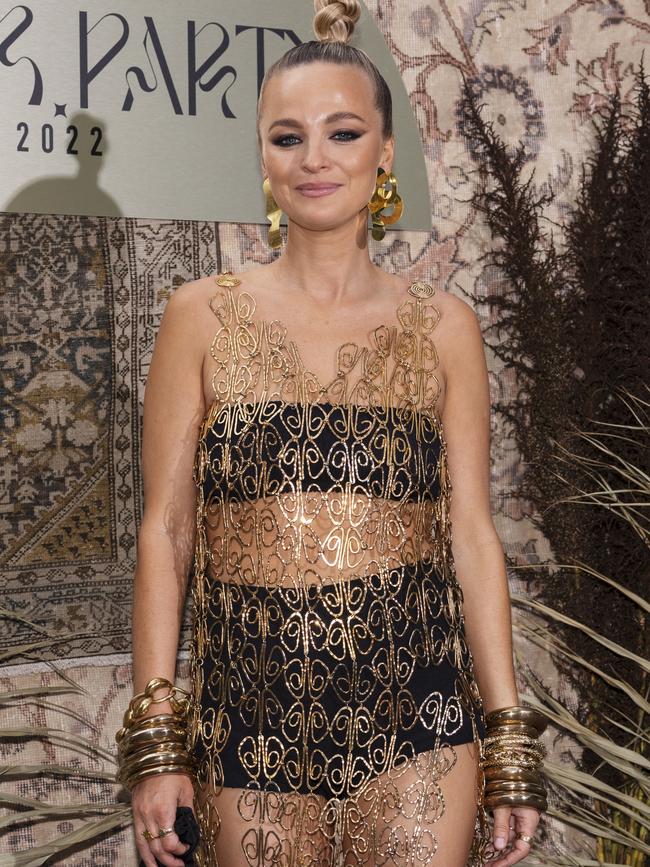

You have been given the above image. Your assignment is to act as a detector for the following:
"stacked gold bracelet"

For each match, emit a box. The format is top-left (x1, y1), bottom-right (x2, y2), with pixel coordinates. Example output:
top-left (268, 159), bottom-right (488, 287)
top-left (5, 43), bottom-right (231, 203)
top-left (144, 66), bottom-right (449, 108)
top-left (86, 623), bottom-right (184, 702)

top-left (482, 705), bottom-right (549, 813)
top-left (115, 677), bottom-right (197, 791)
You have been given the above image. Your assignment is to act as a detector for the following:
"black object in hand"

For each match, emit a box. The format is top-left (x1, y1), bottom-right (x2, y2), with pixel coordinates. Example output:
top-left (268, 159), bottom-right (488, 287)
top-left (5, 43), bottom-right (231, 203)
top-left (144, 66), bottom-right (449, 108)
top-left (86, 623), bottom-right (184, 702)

top-left (138, 806), bottom-right (200, 867)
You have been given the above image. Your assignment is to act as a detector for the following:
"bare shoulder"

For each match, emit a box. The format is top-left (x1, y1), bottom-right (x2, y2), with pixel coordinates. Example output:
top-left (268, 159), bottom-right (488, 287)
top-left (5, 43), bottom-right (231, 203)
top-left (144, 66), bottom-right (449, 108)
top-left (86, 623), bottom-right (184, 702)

top-left (430, 287), bottom-right (478, 327)
top-left (161, 266), bottom-right (282, 332)
top-left (216, 264), bottom-right (282, 307)
top-left (431, 289), bottom-right (482, 351)
top-left (164, 273), bottom-right (218, 314)
top-left (425, 289), bottom-right (485, 414)
top-left (158, 272), bottom-right (231, 339)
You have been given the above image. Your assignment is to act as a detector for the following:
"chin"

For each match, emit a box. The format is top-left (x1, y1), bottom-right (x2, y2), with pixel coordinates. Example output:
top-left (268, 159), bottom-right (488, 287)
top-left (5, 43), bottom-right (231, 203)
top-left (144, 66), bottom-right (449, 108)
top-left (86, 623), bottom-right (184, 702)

top-left (293, 217), bottom-right (361, 233)
top-left (289, 202), bottom-right (367, 227)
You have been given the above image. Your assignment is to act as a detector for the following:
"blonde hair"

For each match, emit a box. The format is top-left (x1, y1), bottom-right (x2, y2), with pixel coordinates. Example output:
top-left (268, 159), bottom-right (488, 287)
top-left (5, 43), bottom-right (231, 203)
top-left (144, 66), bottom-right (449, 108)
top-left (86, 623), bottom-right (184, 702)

top-left (313, 0), bottom-right (362, 43)
top-left (256, 0), bottom-right (393, 145)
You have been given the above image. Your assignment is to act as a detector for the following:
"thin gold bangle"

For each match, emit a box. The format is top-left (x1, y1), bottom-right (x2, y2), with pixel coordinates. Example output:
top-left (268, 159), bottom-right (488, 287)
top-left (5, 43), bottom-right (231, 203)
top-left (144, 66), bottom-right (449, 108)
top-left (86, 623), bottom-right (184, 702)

top-left (120, 748), bottom-right (193, 776)
top-left (123, 765), bottom-right (197, 791)
top-left (483, 766), bottom-right (541, 782)
top-left (119, 725), bottom-right (188, 755)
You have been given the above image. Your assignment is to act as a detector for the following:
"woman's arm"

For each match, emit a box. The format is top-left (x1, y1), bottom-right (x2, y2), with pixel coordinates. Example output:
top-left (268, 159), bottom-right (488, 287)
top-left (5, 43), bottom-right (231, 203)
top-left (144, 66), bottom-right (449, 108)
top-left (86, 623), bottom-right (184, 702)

top-left (132, 282), bottom-right (207, 708)
top-left (438, 296), bottom-right (540, 867)
top-left (128, 282), bottom-right (208, 867)
top-left (437, 296), bottom-right (519, 713)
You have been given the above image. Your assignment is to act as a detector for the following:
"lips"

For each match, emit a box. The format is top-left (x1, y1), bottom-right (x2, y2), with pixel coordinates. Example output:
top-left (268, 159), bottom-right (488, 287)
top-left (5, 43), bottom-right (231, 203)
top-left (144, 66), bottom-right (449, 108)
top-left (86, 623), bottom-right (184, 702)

top-left (296, 183), bottom-right (342, 198)
top-left (296, 183), bottom-right (342, 191)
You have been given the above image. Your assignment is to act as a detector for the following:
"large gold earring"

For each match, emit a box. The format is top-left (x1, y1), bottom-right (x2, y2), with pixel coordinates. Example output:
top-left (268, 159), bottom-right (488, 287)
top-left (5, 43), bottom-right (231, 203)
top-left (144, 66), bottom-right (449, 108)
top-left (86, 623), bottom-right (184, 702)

top-left (367, 167), bottom-right (404, 241)
top-left (263, 176), bottom-right (283, 249)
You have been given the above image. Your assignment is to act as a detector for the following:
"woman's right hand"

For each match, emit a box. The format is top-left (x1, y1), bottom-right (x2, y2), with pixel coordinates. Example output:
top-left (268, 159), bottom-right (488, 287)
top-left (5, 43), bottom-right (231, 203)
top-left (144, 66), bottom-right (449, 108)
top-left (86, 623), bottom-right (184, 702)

top-left (131, 772), bottom-right (196, 867)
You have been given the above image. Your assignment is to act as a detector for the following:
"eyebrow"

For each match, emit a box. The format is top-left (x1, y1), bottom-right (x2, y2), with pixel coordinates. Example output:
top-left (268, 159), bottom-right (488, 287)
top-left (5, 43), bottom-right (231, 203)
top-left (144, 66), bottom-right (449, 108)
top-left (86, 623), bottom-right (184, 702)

top-left (267, 111), bottom-right (367, 132)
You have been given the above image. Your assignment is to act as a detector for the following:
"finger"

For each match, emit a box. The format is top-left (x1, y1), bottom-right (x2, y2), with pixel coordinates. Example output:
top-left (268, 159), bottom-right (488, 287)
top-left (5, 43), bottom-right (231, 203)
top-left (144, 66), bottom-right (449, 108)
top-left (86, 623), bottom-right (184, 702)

top-left (159, 830), bottom-right (190, 856)
top-left (147, 808), bottom-right (187, 867)
top-left (147, 832), bottom-right (187, 867)
top-left (514, 811), bottom-right (542, 862)
top-left (491, 806), bottom-right (513, 852)
top-left (502, 837), bottom-right (532, 865)
top-left (513, 805), bottom-right (542, 834)
top-left (498, 818), bottom-right (539, 865)
top-left (135, 828), bottom-right (160, 867)
top-left (147, 838), bottom-right (186, 867)
top-left (489, 818), bottom-right (518, 863)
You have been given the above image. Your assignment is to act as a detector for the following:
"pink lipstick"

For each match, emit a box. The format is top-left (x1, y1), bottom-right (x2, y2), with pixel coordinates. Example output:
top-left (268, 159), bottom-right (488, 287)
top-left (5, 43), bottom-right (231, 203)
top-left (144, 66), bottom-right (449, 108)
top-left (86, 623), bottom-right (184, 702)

top-left (296, 183), bottom-right (342, 197)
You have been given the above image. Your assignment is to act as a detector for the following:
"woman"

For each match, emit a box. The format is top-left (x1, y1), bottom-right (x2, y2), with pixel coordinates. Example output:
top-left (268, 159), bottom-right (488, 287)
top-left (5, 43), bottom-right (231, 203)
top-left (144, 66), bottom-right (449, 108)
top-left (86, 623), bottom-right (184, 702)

top-left (117, 3), bottom-right (549, 866)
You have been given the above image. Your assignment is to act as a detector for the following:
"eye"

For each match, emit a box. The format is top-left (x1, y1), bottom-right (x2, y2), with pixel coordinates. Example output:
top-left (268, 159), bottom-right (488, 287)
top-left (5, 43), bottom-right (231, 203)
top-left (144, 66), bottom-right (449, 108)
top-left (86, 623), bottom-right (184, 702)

top-left (332, 130), bottom-right (361, 142)
top-left (271, 130), bottom-right (363, 147)
top-left (272, 134), bottom-right (301, 147)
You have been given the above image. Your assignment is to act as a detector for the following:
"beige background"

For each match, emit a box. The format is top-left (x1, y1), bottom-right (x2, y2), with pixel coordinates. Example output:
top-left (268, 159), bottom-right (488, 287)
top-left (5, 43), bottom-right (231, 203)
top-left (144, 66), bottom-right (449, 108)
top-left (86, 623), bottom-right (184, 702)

top-left (0, 0), bottom-right (431, 228)
top-left (2, 0), bottom-right (649, 863)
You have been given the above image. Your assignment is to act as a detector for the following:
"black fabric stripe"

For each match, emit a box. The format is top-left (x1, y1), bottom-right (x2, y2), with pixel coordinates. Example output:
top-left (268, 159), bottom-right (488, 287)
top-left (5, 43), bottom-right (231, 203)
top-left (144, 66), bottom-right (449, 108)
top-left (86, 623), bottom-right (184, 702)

top-left (201, 401), bottom-right (443, 503)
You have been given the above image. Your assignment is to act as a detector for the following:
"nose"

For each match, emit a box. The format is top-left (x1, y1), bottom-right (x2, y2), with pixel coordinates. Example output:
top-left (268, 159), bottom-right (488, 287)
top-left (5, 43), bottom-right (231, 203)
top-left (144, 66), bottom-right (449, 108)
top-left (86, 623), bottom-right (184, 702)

top-left (301, 136), bottom-right (330, 172)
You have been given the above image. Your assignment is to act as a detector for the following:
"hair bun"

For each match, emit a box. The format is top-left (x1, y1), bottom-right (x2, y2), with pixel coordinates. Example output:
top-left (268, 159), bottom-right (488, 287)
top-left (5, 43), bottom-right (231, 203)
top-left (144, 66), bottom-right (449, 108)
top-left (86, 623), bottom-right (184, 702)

top-left (313, 0), bottom-right (361, 44)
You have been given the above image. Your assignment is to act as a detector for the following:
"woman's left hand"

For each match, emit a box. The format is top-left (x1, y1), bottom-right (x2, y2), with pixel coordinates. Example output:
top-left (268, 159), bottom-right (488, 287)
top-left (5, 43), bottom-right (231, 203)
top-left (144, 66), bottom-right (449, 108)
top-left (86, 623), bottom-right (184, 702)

top-left (490, 805), bottom-right (542, 864)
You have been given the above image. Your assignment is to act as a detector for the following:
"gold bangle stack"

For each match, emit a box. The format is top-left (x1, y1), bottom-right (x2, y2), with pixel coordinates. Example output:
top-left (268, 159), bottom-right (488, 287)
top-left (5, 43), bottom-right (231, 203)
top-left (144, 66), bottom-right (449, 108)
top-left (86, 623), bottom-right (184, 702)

top-left (482, 705), bottom-right (549, 813)
top-left (115, 677), bottom-right (197, 791)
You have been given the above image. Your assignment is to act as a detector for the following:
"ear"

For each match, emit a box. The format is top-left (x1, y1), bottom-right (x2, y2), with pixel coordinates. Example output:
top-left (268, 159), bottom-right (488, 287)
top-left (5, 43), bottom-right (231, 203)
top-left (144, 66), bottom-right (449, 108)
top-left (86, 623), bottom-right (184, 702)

top-left (381, 135), bottom-right (395, 174)
top-left (259, 136), bottom-right (267, 178)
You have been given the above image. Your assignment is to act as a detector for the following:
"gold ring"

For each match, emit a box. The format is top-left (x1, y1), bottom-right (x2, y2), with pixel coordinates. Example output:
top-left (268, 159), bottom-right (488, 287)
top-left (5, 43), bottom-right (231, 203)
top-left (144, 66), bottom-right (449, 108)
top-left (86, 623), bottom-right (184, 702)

top-left (516, 832), bottom-right (534, 844)
top-left (157, 827), bottom-right (175, 838)
top-left (141, 828), bottom-right (155, 841)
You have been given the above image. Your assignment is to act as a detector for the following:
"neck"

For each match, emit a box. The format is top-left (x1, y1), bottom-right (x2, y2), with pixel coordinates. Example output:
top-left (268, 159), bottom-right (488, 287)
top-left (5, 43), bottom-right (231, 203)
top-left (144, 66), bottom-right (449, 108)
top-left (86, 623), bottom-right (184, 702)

top-left (267, 209), bottom-right (387, 305)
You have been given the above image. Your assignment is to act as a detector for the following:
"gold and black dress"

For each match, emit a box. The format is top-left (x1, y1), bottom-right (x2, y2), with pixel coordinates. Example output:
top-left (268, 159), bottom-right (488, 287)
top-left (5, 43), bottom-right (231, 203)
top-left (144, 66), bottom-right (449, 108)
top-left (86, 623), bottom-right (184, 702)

top-left (189, 273), bottom-right (493, 865)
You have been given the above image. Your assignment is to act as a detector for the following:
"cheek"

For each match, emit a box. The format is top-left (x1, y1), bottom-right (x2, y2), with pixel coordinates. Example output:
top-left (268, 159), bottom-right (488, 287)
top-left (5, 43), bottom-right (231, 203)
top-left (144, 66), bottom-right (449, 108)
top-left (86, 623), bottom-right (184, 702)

top-left (267, 154), bottom-right (301, 188)
top-left (353, 166), bottom-right (379, 200)
top-left (347, 153), bottom-right (380, 194)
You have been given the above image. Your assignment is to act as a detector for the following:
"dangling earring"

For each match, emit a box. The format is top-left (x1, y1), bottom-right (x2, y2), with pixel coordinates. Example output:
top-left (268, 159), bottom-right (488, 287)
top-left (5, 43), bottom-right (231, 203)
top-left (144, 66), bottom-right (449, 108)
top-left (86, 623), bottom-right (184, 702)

top-left (263, 177), bottom-right (283, 249)
top-left (367, 167), bottom-right (404, 241)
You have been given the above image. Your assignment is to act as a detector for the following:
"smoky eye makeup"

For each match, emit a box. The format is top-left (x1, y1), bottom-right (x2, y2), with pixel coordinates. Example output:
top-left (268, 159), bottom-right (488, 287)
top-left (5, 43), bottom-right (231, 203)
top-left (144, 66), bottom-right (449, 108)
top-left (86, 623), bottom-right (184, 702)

top-left (270, 129), bottom-right (364, 147)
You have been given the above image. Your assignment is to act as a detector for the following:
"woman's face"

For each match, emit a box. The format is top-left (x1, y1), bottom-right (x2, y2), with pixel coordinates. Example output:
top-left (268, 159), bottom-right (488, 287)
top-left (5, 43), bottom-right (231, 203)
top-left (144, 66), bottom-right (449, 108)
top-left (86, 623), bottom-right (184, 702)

top-left (258, 61), bottom-right (394, 233)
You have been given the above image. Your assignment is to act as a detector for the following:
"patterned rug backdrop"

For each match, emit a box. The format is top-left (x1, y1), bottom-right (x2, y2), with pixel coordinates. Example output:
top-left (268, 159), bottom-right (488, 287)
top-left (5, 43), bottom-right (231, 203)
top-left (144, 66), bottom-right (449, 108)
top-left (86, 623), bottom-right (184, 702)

top-left (2, 1), bottom-right (649, 863)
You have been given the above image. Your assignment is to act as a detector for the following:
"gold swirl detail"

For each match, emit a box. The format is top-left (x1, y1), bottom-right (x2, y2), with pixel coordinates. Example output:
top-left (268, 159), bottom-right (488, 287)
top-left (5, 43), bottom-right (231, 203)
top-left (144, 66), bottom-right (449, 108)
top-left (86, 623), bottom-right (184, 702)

top-left (408, 281), bottom-right (435, 299)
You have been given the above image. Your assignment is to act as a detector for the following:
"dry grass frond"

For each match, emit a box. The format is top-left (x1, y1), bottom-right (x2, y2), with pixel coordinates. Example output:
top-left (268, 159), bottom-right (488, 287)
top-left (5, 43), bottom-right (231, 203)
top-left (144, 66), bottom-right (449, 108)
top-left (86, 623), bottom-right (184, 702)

top-left (0, 808), bottom-right (131, 867)
top-left (513, 619), bottom-right (650, 715)
top-left (0, 654), bottom-right (126, 863)
top-left (0, 763), bottom-right (117, 780)
top-left (512, 593), bottom-right (650, 673)
top-left (0, 726), bottom-right (116, 764)
top-left (0, 686), bottom-right (81, 704)
top-left (513, 561), bottom-right (650, 613)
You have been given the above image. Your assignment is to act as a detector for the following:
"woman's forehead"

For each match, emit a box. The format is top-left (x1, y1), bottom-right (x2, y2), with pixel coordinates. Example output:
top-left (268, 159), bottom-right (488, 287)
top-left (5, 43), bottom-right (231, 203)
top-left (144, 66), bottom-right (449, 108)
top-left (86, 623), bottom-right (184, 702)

top-left (260, 65), bottom-right (375, 121)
